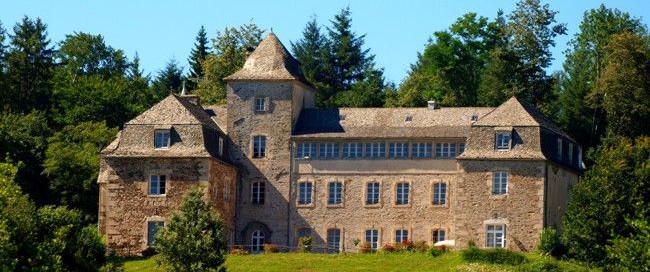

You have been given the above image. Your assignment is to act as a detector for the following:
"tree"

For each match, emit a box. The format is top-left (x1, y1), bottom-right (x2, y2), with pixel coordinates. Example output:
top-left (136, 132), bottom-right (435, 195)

top-left (195, 23), bottom-right (263, 104)
top-left (155, 189), bottom-right (227, 272)
top-left (558, 5), bottom-right (647, 149)
top-left (42, 121), bottom-right (117, 222)
top-left (127, 53), bottom-right (153, 111)
top-left (187, 25), bottom-right (210, 89)
top-left (593, 32), bottom-right (649, 139)
top-left (504, 0), bottom-right (566, 108)
top-left (51, 32), bottom-right (144, 128)
top-left (563, 136), bottom-right (650, 266)
top-left (3, 16), bottom-right (54, 113)
top-left (608, 214), bottom-right (650, 271)
top-left (292, 18), bottom-right (335, 105)
top-left (152, 58), bottom-right (184, 101)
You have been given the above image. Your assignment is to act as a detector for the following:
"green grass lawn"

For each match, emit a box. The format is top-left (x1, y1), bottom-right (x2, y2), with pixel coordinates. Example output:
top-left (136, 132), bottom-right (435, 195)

top-left (124, 251), bottom-right (597, 272)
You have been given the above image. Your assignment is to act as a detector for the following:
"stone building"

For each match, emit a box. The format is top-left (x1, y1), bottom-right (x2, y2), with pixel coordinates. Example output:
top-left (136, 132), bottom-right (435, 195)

top-left (98, 32), bottom-right (581, 255)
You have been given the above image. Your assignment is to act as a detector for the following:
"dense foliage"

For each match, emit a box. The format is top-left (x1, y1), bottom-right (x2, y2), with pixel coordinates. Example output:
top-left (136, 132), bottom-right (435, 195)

top-left (155, 189), bottom-right (228, 272)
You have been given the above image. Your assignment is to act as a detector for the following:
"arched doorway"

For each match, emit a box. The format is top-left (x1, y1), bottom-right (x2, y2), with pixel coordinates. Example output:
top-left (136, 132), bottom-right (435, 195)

top-left (240, 221), bottom-right (272, 253)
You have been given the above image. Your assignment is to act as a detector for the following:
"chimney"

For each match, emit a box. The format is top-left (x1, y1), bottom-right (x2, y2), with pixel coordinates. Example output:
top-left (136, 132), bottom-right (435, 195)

top-left (427, 101), bottom-right (438, 110)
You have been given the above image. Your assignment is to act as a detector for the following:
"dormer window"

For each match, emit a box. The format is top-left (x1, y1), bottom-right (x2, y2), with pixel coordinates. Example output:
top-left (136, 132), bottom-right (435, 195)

top-left (154, 130), bottom-right (170, 149)
top-left (255, 97), bottom-right (268, 112)
top-left (495, 132), bottom-right (511, 151)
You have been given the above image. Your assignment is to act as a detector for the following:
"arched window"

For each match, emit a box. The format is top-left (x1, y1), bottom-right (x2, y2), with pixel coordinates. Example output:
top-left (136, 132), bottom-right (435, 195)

top-left (251, 230), bottom-right (265, 253)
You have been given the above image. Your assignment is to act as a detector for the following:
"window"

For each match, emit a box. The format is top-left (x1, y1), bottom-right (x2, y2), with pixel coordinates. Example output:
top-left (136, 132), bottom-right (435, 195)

top-left (343, 142), bottom-right (363, 159)
top-left (492, 172), bottom-right (508, 195)
top-left (366, 182), bottom-right (380, 205)
top-left (328, 182), bottom-right (343, 205)
top-left (433, 183), bottom-right (446, 205)
top-left (255, 97), bottom-right (268, 112)
top-left (218, 137), bottom-right (224, 156)
top-left (396, 183), bottom-right (409, 205)
top-left (298, 182), bottom-right (312, 205)
top-left (458, 143), bottom-right (465, 155)
top-left (327, 229), bottom-right (341, 253)
top-left (296, 142), bottom-right (316, 158)
top-left (435, 143), bottom-right (456, 158)
top-left (412, 143), bottom-right (432, 158)
top-left (432, 229), bottom-right (446, 243)
top-left (149, 175), bottom-right (166, 195)
top-left (557, 138), bottom-right (563, 159)
top-left (253, 136), bottom-right (266, 158)
top-left (154, 130), bottom-right (170, 149)
top-left (298, 228), bottom-right (311, 238)
top-left (486, 224), bottom-right (506, 248)
top-left (366, 229), bottom-right (379, 250)
top-left (319, 143), bottom-right (340, 159)
top-left (365, 142), bottom-right (385, 159)
top-left (389, 142), bottom-right (409, 158)
top-left (395, 229), bottom-right (409, 243)
top-left (568, 143), bottom-right (574, 164)
top-left (147, 221), bottom-right (164, 246)
top-left (495, 132), bottom-right (511, 150)
top-left (251, 230), bottom-right (265, 253)
top-left (251, 181), bottom-right (265, 204)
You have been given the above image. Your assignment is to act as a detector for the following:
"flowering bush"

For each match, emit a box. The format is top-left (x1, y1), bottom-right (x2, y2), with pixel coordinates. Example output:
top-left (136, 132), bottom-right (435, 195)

top-left (381, 243), bottom-right (396, 253)
top-left (263, 243), bottom-right (280, 253)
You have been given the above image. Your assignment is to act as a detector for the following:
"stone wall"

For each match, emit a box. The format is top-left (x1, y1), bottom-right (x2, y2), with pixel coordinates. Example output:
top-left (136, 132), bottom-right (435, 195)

top-left (98, 157), bottom-right (236, 255)
top-left (226, 81), bottom-right (297, 247)
top-left (545, 162), bottom-right (578, 231)
top-left (208, 159), bottom-right (238, 243)
top-left (454, 160), bottom-right (546, 251)
top-left (290, 173), bottom-right (457, 252)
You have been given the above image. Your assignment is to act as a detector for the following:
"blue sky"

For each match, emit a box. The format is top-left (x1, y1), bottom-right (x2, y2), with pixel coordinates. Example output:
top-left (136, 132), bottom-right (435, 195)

top-left (2, 1), bottom-right (649, 84)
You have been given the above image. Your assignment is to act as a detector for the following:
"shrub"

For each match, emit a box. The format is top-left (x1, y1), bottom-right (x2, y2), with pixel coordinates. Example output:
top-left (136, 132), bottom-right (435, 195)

top-left (538, 227), bottom-right (564, 257)
top-left (413, 241), bottom-right (428, 252)
top-left (141, 247), bottom-right (158, 257)
top-left (229, 247), bottom-right (249, 255)
top-left (428, 247), bottom-right (446, 258)
top-left (99, 250), bottom-right (125, 272)
top-left (517, 258), bottom-right (562, 272)
top-left (263, 243), bottom-right (280, 253)
top-left (155, 189), bottom-right (227, 272)
top-left (359, 241), bottom-right (372, 253)
top-left (461, 247), bottom-right (526, 266)
top-left (298, 236), bottom-right (312, 253)
top-left (467, 240), bottom-right (476, 248)
top-left (400, 239), bottom-right (415, 251)
top-left (381, 243), bottom-right (396, 253)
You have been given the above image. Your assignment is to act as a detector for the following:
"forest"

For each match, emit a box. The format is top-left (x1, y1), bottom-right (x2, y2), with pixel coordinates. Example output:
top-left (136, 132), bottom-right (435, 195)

top-left (0, 0), bottom-right (648, 271)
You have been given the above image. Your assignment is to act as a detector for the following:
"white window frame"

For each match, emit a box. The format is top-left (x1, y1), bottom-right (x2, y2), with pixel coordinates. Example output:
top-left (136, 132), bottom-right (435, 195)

top-left (395, 182), bottom-right (409, 205)
top-left (366, 182), bottom-right (380, 205)
top-left (492, 171), bottom-right (508, 195)
top-left (298, 181), bottom-right (313, 205)
top-left (327, 228), bottom-right (341, 253)
top-left (328, 182), bottom-right (343, 205)
top-left (251, 181), bottom-right (265, 205)
top-left (435, 143), bottom-right (456, 158)
top-left (253, 136), bottom-right (266, 158)
top-left (343, 142), bottom-right (363, 159)
top-left (365, 229), bottom-right (379, 250)
top-left (389, 142), bottom-right (409, 158)
top-left (486, 224), bottom-right (506, 248)
top-left (365, 142), bottom-right (385, 159)
top-left (432, 229), bottom-right (446, 243)
top-left (458, 143), bottom-right (465, 155)
top-left (254, 96), bottom-right (268, 112)
top-left (319, 142), bottom-right (340, 159)
top-left (149, 175), bottom-right (166, 195)
top-left (412, 142), bottom-right (432, 158)
top-left (495, 132), bottom-right (511, 151)
top-left (251, 230), bottom-right (265, 253)
top-left (154, 130), bottom-right (171, 149)
top-left (296, 142), bottom-right (316, 159)
top-left (395, 229), bottom-right (409, 243)
top-left (433, 182), bottom-right (446, 205)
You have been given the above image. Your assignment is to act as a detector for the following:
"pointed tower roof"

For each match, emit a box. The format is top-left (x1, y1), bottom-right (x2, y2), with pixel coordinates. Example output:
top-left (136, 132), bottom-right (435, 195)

top-left (224, 32), bottom-right (312, 86)
top-left (475, 96), bottom-right (574, 141)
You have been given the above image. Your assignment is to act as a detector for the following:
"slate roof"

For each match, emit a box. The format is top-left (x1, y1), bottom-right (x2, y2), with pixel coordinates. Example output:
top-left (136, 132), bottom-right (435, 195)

top-left (474, 96), bottom-right (575, 141)
top-left (203, 104), bottom-right (228, 133)
top-left (293, 107), bottom-right (495, 138)
top-left (224, 32), bottom-right (312, 87)
top-left (127, 94), bottom-right (219, 131)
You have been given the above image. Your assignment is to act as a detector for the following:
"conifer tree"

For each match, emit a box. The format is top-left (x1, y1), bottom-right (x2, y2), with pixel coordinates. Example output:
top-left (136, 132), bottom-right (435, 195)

top-left (152, 58), bottom-right (184, 101)
top-left (291, 18), bottom-right (331, 102)
top-left (187, 25), bottom-right (210, 89)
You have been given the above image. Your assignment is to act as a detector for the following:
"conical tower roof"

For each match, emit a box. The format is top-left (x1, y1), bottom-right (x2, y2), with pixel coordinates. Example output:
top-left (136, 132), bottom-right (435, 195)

top-left (224, 32), bottom-right (312, 86)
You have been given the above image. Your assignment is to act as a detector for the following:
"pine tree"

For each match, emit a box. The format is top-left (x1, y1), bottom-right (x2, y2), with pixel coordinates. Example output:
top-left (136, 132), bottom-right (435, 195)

top-left (152, 58), bottom-right (184, 101)
top-left (187, 25), bottom-right (210, 89)
top-left (291, 17), bottom-right (331, 104)
top-left (4, 16), bottom-right (54, 113)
